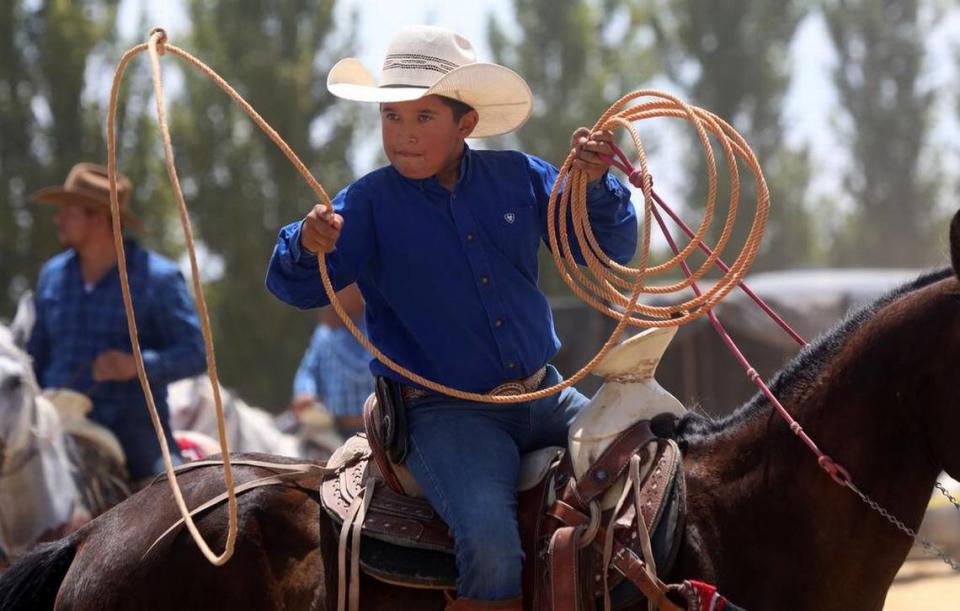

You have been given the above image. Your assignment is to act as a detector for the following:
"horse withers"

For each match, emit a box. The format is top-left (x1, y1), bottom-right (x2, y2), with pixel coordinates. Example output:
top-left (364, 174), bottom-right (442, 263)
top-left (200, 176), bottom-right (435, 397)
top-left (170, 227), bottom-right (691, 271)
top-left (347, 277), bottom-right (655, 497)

top-left (4, 213), bottom-right (960, 609)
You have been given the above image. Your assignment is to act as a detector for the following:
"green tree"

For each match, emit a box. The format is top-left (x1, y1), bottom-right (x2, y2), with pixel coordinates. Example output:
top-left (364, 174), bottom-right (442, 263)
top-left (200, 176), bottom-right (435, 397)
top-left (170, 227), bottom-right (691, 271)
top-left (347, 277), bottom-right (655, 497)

top-left (0, 1), bottom-right (172, 316)
top-left (822, 0), bottom-right (941, 266)
top-left (167, 0), bottom-right (357, 408)
top-left (2, 1), bottom-right (112, 311)
top-left (657, 0), bottom-right (813, 271)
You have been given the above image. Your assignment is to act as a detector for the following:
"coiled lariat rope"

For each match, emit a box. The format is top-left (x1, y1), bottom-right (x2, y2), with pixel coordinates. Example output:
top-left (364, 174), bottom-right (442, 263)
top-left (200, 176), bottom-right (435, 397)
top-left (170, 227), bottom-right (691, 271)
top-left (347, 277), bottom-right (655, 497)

top-left (107, 28), bottom-right (767, 564)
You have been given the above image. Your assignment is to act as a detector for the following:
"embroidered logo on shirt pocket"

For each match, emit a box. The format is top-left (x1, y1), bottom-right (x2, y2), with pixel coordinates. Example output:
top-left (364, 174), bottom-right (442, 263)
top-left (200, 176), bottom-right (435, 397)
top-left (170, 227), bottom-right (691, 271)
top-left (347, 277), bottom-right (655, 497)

top-left (504, 212), bottom-right (516, 224)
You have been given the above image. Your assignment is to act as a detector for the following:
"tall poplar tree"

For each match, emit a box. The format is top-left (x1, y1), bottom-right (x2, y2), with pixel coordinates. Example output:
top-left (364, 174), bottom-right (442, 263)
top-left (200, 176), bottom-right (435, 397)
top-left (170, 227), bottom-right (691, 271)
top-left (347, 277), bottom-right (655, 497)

top-left (0, 1), bottom-right (164, 314)
top-left (823, 0), bottom-right (941, 266)
top-left (657, 0), bottom-right (813, 271)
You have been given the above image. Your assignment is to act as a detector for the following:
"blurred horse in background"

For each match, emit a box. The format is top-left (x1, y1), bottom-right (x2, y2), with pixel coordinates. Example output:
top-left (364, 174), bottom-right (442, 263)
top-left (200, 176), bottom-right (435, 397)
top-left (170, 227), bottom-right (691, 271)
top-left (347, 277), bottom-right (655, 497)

top-left (168, 376), bottom-right (343, 460)
top-left (0, 294), bottom-right (128, 563)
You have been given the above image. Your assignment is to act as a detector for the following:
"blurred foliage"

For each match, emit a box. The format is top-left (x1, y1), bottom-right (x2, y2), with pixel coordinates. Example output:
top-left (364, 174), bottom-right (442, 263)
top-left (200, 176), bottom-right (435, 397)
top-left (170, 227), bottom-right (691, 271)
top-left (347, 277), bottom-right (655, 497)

top-left (654, 0), bottom-right (815, 271)
top-left (3, 2), bottom-right (115, 303)
top-left (0, 1), bottom-right (178, 305)
top-left (823, 0), bottom-right (945, 266)
top-left (166, 0), bottom-right (358, 408)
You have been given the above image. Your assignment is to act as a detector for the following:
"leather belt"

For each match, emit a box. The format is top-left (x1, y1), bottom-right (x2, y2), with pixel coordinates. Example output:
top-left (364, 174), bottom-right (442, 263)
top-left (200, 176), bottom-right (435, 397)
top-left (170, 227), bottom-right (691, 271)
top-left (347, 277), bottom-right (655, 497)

top-left (401, 366), bottom-right (547, 402)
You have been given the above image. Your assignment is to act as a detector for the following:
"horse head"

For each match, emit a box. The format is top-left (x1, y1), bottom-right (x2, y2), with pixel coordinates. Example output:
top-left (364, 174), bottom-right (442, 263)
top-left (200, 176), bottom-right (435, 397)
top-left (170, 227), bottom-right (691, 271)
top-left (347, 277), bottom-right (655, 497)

top-left (874, 208), bottom-right (960, 485)
top-left (925, 210), bottom-right (960, 480)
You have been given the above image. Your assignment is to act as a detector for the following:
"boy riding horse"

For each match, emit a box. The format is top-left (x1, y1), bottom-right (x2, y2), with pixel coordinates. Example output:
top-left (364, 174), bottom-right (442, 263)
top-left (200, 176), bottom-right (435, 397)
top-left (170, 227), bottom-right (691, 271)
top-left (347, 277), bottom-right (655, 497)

top-left (266, 25), bottom-right (638, 610)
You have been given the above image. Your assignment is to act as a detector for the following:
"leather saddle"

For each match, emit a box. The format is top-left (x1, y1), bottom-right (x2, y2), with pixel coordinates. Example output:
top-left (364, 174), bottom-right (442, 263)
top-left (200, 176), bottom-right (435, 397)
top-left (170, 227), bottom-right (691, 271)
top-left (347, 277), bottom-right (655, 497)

top-left (319, 395), bottom-right (686, 609)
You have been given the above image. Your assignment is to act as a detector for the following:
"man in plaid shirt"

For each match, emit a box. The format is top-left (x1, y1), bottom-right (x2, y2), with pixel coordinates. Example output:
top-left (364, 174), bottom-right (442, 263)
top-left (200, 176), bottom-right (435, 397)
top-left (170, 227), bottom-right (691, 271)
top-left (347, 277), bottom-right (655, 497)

top-left (27, 163), bottom-right (206, 480)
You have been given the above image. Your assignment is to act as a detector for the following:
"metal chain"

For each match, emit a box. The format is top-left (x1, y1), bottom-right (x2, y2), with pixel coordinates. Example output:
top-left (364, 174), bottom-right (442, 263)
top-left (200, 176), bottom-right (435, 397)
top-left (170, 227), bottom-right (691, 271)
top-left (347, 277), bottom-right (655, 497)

top-left (935, 481), bottom-right (960, 516)
top-left (846, 482), bottom-right (960, 571)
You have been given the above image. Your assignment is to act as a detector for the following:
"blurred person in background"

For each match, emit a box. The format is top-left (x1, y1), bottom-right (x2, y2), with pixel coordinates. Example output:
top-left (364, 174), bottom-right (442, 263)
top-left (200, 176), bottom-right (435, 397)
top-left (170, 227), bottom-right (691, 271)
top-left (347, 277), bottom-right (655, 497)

top-left (27, 162), bottom-right (206, 482)
top-left (284, 283), bottom-right (373, 437)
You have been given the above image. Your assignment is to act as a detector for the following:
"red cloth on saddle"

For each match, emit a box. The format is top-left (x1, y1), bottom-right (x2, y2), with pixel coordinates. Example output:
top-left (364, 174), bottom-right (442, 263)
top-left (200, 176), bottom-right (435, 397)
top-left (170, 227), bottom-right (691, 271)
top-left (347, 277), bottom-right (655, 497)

top-left (687, 579), bottom-right (732, 611)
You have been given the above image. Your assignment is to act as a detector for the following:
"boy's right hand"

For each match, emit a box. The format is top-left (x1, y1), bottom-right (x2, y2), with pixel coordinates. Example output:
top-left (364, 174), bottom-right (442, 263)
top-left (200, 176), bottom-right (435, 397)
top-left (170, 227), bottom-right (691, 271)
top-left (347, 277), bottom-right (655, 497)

top-left (300, 203), bottom-right (343, 254)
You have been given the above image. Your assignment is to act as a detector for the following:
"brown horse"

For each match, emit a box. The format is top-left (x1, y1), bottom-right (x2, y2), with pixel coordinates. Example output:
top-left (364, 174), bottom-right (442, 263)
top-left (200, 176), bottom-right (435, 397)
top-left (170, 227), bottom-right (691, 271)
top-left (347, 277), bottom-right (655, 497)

top-left (2, 216), bottom-right (960, 609)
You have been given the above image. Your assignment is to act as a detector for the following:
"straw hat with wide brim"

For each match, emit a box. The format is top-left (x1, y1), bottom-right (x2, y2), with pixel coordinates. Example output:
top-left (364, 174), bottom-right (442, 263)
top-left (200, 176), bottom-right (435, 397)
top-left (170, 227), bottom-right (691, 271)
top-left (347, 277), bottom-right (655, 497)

top-left (29, 162), bottom-right (143, 232)
top-left (327, 25), bottom-right (533, 138)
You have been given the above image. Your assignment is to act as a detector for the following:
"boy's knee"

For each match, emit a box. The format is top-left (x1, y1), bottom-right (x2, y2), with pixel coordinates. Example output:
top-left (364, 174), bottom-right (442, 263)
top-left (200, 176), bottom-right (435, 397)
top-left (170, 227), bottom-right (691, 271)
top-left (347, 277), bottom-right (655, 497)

top-left (455, 517), bottom-right (523, 599)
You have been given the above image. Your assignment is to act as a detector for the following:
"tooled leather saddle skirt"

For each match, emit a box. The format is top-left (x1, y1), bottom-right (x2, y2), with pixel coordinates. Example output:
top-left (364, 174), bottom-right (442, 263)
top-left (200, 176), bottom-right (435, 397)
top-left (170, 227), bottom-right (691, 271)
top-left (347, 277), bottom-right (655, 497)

top-left (319, 415), bottom-right (685, 609)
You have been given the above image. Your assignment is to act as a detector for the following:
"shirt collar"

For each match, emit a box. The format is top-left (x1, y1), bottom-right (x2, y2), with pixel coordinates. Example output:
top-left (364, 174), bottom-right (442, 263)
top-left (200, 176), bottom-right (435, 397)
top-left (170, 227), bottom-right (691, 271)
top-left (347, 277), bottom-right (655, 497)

top-left (68, 239), bottom-right (142, 275)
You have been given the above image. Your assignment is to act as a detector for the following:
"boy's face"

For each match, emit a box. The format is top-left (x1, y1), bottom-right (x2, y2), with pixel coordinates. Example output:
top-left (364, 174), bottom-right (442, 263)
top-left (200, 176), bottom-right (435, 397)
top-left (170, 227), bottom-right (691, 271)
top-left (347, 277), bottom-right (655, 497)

top-left (380, 95), bottom-right (477, 181)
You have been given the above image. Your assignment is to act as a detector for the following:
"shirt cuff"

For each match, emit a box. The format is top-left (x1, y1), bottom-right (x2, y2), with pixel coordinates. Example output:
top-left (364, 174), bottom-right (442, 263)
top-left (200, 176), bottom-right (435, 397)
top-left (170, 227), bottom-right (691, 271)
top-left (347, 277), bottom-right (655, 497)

top-left (586, 170), bottom-right (618, 196)
top-left (289, 220), bottom-right (319, 264)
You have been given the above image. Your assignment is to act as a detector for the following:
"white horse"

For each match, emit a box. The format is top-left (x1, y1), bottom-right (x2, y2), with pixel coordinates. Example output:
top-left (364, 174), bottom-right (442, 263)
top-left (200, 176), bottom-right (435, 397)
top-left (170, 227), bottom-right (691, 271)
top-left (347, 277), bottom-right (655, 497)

top-left (168, 376), bottom-right (322, 459)
top-left (0, 294), bottom-right (88, 560)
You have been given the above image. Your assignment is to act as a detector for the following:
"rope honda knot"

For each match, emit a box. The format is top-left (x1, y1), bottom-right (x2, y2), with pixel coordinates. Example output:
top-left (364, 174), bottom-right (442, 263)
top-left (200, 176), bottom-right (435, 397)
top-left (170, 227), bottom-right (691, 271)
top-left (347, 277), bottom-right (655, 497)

top-left (149, 27), bottom-right (168, 55)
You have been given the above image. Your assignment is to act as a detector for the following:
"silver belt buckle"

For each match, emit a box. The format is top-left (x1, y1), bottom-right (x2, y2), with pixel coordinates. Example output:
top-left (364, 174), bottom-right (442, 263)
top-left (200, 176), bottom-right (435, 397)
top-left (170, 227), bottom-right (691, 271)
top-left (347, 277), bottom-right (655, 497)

top-left (488, 381), bottom-right (526, 397)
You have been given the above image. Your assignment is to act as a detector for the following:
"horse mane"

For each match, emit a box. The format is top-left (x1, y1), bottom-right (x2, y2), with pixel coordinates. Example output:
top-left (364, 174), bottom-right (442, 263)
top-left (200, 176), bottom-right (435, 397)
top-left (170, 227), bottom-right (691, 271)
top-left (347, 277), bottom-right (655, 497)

top-left (675, 266), bottom-right (955, 442)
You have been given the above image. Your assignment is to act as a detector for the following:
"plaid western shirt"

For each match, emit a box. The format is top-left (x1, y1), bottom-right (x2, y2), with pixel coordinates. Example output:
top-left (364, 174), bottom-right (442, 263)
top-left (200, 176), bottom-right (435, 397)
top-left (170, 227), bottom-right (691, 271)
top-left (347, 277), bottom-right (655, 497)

top-left (292, 322), bottom-right (374, 417)
top-left (27, 241), bottom-right (206, 427)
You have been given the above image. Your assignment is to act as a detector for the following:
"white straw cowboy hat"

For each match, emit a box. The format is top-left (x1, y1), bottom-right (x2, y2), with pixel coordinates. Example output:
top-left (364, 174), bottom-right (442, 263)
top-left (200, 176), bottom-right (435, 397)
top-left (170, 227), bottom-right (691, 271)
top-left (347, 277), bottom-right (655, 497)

top-left (30, 162), bottom-right (143, 232)
top-left (327, 25), bottom-right (533, 138)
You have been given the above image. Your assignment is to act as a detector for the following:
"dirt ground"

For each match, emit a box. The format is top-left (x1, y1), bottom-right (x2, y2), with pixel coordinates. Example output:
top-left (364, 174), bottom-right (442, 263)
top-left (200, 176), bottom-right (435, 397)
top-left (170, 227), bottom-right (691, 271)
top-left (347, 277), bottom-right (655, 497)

top-left (884, 558), bottom-right (960, 610)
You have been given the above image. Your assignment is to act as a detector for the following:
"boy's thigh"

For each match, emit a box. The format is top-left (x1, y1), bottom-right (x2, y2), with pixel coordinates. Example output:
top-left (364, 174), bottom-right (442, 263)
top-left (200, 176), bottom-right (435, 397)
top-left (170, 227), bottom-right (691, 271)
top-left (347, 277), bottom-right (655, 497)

top-left (525, 365), bottom-right (591, 451)
top-left (404, 399), bottom-right (526, 523)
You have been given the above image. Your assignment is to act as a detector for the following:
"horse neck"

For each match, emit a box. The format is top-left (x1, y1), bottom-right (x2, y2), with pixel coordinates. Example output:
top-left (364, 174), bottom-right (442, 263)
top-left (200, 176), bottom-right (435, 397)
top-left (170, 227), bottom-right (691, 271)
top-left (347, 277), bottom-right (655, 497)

top-left (677, 281), bottom-right (952, 609)
top-left (0, 397), bottom-right (79, 556)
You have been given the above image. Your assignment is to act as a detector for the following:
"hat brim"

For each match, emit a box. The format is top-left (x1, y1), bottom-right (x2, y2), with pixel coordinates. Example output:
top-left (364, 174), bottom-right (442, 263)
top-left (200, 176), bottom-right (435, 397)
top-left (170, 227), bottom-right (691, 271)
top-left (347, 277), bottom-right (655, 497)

top-left (327, 58), bottom-right (533, 138)
top-left (30, 187), bottom-right (144, 233)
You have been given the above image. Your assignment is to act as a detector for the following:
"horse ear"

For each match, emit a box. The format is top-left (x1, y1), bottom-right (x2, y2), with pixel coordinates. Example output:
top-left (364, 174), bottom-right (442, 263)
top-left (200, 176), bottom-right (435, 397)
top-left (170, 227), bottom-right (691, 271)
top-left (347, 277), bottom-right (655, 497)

top-left (10, 291), bottom-right (36, 349)
top-left (952, 210), bottom-right (960, 279)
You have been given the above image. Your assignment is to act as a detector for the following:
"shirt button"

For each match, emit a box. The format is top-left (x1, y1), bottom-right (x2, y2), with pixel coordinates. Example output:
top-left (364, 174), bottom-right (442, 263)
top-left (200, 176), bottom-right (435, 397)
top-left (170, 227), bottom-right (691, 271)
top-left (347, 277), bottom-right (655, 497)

top-left (495, 319), bottom-right (503, 328)
top-left (480, 276), bottom-right (489, 285)
top-left (466, 233), bottom-right (475, 241)
top-left (507, 362), bottom-right (516, 369)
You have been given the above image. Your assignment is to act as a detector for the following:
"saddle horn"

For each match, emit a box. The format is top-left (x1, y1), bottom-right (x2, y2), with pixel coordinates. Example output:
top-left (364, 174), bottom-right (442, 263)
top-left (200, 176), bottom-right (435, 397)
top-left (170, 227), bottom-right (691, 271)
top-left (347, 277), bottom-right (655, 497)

top-left (568, 327), bottom-right (685, 508)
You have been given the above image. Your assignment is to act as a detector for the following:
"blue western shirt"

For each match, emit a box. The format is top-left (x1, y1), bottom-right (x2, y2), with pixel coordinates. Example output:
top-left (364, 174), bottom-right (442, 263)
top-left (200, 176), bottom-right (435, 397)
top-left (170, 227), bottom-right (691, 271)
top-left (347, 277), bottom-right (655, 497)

top-left (266, 146), bottom-right (637, 393)
top-left (27, 241), bottom-right (207, 428)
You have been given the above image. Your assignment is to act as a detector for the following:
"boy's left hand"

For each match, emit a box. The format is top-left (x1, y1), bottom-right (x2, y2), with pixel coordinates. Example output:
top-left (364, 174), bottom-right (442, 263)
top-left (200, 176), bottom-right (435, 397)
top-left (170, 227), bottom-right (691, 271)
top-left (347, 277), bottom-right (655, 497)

top-left (571, 127), bottom-right (614, 184)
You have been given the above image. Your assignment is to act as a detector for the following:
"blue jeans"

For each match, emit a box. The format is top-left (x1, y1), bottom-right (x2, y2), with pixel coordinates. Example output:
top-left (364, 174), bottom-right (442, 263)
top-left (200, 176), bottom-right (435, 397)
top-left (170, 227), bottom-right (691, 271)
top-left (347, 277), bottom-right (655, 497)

top-left (92, 401), bottom-right (183, 480)
top-left (403, 366), bottom-right (590, 601)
